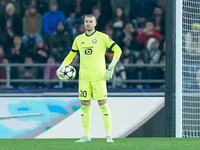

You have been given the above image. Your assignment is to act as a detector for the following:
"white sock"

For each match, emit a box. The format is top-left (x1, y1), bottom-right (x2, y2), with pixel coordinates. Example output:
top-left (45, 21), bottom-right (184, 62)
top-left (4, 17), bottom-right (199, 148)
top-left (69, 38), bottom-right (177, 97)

top-left (85, 134), bottom-right (91, 139)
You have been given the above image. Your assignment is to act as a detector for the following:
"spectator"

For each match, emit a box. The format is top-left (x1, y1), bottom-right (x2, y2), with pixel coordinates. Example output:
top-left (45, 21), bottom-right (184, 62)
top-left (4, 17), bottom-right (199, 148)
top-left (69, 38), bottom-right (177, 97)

top-left (18, 56), bottom-right (38, 88)
top-left (58, 0), bottom-right (96, 17)
top-left (3, 3), bottom-right (22, 48)
top-left (65, 0), bottom-right (86, 29)
top-left (139, 37), bottom-right (161, 64)
top-left (58, 0), bottom-right (76, 18)
top-left (43, 55), bottom-right (58, 88)
top-left (22, 5), bottom-right (42, 48)
top-left (36, 0), bottom-right (49, 15)
top-left (0, 15), bottom-right (7, 47)
top-left (182, 0), bottom-right (200, 31)
top-left (49, 22), bottom-right (72, 52)
top-left (120, 46), bottom-right (136, 87)
top-left (117, 22), bottom-right (142, 57)
top-left (136, 20), bottom-right (163, 48)
top-left (67, 0), bottom-right (112, 24)
top-left (99, 0), bottom-right (113, 23)
top-left (161, 0), bottom-right (166, 12)
top-left (121, 46), bottom-right (136, 64)
top-left (91, 6), bottom-right (109, 31)
top-left (0, 57), bottom-right (9, 88)
top-left (42, 0), bottom-right (66, 36)
top-left (185, 23), bottom-right (200, 55)
top-left (149, 6), bottom-right (165, 35)
top-left (103, 25), bottom-right (114, 63)
top-left (113, 62), bottom-right (127, 88)
top-left (130, 59), bottom-right (151, 88)
top-left (110, 7), bottom-right (128, 31)
top-left (0, 6), bottom-right (6, 46)
top-left (121, 22), bottom-right (134, 48)
top-left (8, 35), bottom-right (25, 63)
top-left (154, 0), bottom-right (166, 12)
top-left (78, 0), bottom-right (99, 15)
top-left (129, 0), bottom-right (153, 28)
top-left (74, 23), bottom-right (85, 39)
top-left (6, 0), bottom-right (22, 17)
top-left (196, 68), bottom-right (200, 89)
top-left (0, 56), bottom-right (16, 88)
top-left (60, 0), bottom-right (108, 29)
top-left (8, 35), bottom-right (26, 87)
top-left (104, 24), bottom-right (114, 39)
top-left (159, 41), bottom-right (165, 62)
top-left (0, 45), bottom-right (4, 62)
top-left (52, 41), bottom-right (69, 63)
top-left (20, 0), bottom-right (32, 18)
top-left (0, 1), bottom-right (6, 16)
top-left (33, 36), bottom-right (49, 63)
top-left (151, 56), bottom-right (165, 88)
top-left (111, 0), bottom-right (130, 18)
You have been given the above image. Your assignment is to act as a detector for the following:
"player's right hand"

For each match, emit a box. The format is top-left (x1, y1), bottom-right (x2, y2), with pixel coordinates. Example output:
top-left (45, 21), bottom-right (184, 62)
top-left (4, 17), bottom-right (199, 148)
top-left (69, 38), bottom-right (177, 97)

top-left (56, 67), bottom-right (68, 82)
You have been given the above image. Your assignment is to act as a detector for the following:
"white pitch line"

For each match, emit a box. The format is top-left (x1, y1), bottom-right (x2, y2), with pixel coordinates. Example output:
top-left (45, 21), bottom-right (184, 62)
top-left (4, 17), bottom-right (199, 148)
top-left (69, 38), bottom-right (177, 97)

top-left (0, 113), bottom-right (43, 119)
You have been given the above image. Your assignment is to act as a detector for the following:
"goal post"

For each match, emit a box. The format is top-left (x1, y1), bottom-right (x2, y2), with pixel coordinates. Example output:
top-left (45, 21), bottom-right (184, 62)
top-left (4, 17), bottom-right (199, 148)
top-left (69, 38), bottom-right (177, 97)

top-left (166, 0), bottom-right (200, 138)
top-left (175, 0), bottom-right (183, 138)
top-left (165, 0), bottom-right (176, 137)
top-left (175, 0), bottom-right (183, 137)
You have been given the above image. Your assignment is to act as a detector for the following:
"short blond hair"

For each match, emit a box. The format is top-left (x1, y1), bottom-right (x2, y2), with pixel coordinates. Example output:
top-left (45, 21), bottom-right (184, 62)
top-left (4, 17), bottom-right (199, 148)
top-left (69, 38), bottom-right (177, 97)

top-left (5, 3), bottom-right (15, 12)
top-left (85, 14), bottom-right (96, 22)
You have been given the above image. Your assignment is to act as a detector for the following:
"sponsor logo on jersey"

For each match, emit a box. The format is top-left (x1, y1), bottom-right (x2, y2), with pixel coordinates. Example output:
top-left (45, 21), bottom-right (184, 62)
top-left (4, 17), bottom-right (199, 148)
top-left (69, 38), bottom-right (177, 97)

top-left (92, 39), bottom-right (97, 44)
top-left (85, 48), bottom-right (93, 55)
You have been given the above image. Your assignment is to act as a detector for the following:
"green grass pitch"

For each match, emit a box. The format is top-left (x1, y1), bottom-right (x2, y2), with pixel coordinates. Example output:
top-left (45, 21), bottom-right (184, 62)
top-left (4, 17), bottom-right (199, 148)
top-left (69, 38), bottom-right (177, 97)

top-left (0, 138), bottom-right (200, 150)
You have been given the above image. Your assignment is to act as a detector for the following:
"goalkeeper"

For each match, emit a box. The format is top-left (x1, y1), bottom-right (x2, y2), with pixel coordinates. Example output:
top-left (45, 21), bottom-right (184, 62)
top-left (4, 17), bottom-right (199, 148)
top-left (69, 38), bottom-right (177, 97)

top-left (56, 14), bottom-right (122, 142)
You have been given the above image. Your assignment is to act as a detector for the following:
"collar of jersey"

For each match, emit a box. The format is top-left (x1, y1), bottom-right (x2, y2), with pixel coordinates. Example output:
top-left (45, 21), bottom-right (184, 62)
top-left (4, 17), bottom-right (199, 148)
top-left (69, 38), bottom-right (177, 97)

top-left (85, 31), bottom-right (96, 37)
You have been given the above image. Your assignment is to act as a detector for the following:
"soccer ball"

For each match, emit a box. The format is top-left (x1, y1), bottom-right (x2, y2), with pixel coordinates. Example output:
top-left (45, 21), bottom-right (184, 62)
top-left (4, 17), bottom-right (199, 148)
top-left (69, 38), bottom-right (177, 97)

top-left (61, 65), bottom-right (76, 81)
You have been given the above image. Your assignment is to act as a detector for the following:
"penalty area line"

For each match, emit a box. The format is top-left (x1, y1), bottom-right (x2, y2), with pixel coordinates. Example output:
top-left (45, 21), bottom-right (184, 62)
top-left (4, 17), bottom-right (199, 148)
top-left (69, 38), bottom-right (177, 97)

top-left (0, 113), bottom-right (43, 119)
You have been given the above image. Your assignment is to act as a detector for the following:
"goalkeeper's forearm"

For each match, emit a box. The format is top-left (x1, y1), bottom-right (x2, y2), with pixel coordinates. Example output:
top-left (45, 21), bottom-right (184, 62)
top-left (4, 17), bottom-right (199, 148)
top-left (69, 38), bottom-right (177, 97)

top-left (56, 51), bottom-right (77, 81)
top-left (110, 44), bottom-right (122, 65)
top-left (61, 51), bottom-right (77, 67)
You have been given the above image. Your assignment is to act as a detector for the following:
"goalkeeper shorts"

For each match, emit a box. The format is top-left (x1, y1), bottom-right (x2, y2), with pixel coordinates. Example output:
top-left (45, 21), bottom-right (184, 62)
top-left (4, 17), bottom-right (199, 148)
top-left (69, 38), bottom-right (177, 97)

top-left (79, 80), bottom-right (107, 100)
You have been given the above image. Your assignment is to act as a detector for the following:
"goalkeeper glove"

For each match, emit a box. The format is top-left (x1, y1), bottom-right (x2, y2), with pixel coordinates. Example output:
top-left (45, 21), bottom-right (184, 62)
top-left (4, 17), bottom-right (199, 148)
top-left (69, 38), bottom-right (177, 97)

top-left (104, 63), bottom-right (115, 81)
top-left (56, 67), bottom-right (68, 82)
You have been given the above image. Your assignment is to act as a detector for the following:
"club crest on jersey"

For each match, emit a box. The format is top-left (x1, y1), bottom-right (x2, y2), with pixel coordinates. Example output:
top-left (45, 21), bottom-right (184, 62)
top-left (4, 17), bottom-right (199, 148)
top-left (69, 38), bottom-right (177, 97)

top-left (92, 39), bottom-right (97, 44)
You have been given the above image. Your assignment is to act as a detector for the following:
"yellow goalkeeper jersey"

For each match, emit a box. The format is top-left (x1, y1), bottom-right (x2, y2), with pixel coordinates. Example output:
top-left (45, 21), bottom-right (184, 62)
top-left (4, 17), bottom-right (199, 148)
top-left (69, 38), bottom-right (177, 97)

top-left (72, 31), bottom-right (115, 81)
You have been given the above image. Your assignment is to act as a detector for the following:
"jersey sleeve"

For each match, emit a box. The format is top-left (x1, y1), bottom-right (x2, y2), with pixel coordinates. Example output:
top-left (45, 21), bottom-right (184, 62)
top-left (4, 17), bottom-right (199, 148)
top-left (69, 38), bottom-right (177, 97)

top-left (71, 37), bottom-right (79, 52)
top-left (104, 34), bottom-right (116, 49)
top-left (62, 37), bottom-right (79, 66)
top-left (103, 34), bottom-right (121, 60)
top-left (62, 51), bottom-right (77, 66)
top-left (111, 44), bottom-right (122, 60)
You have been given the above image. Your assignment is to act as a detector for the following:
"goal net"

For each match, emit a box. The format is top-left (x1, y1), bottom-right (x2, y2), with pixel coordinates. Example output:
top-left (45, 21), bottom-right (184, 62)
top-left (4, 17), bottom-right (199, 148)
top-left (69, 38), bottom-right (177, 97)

top-left (182, 0), bottom-right (200, 137)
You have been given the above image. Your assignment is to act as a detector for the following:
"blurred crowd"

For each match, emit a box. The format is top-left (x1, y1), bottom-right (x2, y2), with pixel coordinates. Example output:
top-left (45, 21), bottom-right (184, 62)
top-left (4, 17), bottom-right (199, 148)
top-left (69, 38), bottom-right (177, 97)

top-left (0, 0), bottom-right (166, 89)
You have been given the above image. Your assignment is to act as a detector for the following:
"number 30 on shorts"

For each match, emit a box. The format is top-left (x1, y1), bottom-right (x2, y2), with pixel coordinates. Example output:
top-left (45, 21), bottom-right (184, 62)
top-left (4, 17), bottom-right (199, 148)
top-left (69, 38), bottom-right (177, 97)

top-left (80, 90), bottom-right (87, 98)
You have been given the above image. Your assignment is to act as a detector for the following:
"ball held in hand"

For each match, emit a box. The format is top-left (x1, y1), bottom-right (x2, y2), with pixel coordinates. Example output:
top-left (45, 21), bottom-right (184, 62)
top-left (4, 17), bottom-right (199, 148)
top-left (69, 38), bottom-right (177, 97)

top-left (61, 65), bottom-right (76, 81)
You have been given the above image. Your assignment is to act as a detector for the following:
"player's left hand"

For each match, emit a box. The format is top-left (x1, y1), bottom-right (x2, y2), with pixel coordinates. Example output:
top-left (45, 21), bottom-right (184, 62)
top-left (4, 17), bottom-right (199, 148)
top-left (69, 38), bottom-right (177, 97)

top-left (104, 63), bottom-right (115, 81)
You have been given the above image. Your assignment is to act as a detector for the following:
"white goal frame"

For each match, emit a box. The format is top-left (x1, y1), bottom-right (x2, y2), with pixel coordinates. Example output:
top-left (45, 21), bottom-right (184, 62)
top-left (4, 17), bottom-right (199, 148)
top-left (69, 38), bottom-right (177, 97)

top-left (176, 0), bottom-right (183, 138)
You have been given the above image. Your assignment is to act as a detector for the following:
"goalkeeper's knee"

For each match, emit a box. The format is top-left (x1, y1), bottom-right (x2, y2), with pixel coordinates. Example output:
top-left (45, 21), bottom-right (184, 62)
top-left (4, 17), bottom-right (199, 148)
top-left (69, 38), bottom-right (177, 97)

top-left (99, 103), bottom-right (111, 126)
top-left (81, 104), bottom-right (91, 127)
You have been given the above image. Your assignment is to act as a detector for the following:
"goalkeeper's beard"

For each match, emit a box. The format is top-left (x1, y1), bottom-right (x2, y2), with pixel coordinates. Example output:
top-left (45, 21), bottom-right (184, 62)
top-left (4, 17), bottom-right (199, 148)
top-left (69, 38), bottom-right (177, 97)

top-left (86, 26), bottom-right (94, 32)
top-left (86, 28), bottom-right (93, 32)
